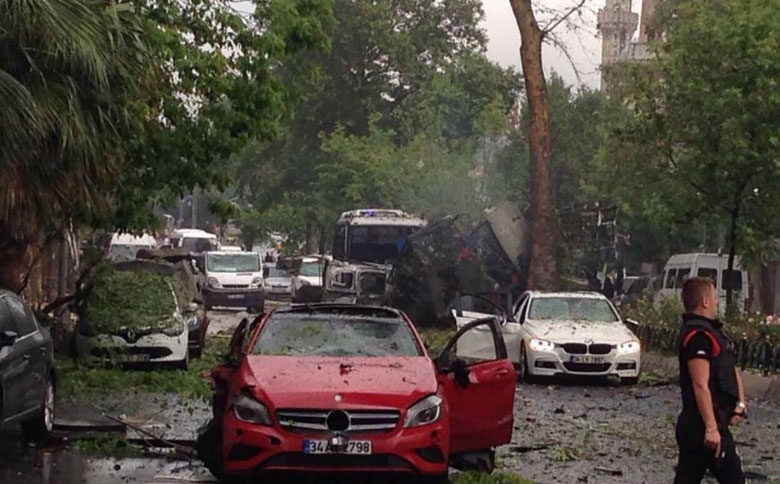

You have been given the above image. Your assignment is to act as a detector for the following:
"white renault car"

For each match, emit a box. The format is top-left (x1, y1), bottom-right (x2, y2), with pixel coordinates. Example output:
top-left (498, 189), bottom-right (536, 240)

top-left (455, 291), bottom-right (641, 385)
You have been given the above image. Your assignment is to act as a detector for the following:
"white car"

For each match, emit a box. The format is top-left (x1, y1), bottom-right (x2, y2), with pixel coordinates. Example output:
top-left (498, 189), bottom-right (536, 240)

top-left (291, 256), bottom-right (325, 303)
top-left (76, 264), bottom-right (192, 369)
top-left (455, 291), bottom-right (641, 385)
top-left (263, 266), bottom-right (292, 299)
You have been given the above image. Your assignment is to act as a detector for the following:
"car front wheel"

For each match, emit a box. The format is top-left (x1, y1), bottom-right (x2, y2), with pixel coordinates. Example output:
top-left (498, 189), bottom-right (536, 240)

top-left (519, 343), bottom-right (536, 383)
top-left (23, 377), bottom-right (54, 441)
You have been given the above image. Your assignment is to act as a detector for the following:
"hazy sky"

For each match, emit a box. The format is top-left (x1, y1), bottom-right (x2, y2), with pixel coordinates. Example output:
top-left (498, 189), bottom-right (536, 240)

top-left (482, 0), bottom-right (644, 89)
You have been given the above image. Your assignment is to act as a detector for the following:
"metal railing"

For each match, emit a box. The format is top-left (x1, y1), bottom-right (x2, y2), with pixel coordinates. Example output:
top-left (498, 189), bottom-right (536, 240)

top-left (635, 325), bottom-right (780, 375)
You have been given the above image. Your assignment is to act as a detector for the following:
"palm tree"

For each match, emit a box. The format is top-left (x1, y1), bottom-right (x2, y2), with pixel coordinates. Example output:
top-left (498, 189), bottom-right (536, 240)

top-left (0, 0), bottom-right (152, 290)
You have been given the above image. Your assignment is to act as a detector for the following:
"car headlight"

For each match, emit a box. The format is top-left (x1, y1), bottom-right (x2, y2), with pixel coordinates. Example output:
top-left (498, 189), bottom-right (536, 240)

top-left (404, 395), bottom-right (442, 428)
top-left (617, 340), bottom-right (641, 354)
top-left (207, 277), bottom-right (221, 288)
top-left (251, 277), bottom-right (263, 287)
top-left (528, 338), bottom-right (556, 352)
top-left (233, 393), bottom-right (272, 425)
top-left (162, 319), bottom-right (185, 336)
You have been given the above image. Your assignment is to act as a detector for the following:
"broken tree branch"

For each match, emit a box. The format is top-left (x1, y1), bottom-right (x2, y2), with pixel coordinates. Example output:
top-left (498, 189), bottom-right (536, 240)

top-left (542, 0), bottom-right (587, 36)
top-left (103, 414), bottom-right (194, 457)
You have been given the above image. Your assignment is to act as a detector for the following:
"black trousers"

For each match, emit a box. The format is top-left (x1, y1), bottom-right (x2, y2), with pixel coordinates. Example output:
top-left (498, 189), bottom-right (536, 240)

top-left (674, 412), bottom-right (745, 484)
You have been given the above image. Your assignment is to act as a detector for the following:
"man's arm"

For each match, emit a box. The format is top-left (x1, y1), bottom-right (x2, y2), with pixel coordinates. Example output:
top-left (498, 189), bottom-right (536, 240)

top-left (731, 368), bottom-right (746, 425)
top-left (688, 358), bottom-right (721, 456)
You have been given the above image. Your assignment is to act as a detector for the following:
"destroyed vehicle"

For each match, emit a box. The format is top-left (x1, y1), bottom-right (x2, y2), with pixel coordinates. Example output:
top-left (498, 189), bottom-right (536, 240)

top-left (332, 209), bottom-right (427, 264)
top-left (290, 256), bottom-right (326, 303)
top-left (197, 304), bottom-right (515, 483)
top-left (322, 260), bottom-right (388, 305)
top-left (75, 262), bottom-right (205, 369)
top-left (455, 291), bottom-right (641, 385)
top-left (0, 290), bottom-right (55, 441)
top-left (323, 209), bottom-right (426, 305)
top-left (203, 251), bottom-right (265, 312)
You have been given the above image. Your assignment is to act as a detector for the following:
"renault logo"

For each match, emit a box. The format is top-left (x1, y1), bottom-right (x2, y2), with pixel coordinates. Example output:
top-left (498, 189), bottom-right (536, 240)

top-left (126, 329), bottom-right (136, 342)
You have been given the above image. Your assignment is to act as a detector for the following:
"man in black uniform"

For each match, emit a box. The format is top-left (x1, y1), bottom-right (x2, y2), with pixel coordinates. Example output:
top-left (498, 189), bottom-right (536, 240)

top-left (674, 277), bottom-right (747, 484)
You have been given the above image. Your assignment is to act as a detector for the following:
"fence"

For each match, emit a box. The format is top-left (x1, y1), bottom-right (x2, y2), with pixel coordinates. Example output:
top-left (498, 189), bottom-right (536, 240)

top-left (635, 324), bottom-right (780, 375)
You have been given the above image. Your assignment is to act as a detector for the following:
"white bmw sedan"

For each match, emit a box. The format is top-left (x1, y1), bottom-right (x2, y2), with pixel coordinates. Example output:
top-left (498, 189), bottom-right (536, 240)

top-left (455, 291), bottom-right (641, 385)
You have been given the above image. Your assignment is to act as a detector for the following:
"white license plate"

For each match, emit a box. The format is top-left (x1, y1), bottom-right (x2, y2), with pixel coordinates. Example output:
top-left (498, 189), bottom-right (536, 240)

top-left (303, 440), bottom-right (372, 455)
top-left (570, 355), bottom-right (605, 364)
top-left (227, 294), bottom-right (245, 300)
top-left (126, 354), bottom-right (150, 362)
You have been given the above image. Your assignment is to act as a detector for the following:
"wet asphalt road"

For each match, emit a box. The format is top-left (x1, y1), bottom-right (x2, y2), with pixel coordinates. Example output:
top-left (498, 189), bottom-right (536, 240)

top-left (2, 308), bottom-right (779, 484)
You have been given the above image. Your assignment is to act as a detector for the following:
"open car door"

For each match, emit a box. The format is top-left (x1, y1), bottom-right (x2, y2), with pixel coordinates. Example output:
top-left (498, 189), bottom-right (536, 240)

top-left (437, 317), bottom-right (515, 456)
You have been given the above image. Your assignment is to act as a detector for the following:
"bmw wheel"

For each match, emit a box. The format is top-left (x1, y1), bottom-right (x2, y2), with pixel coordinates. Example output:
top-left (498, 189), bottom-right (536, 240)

top-left (519, 343), bottom-right (536, 383)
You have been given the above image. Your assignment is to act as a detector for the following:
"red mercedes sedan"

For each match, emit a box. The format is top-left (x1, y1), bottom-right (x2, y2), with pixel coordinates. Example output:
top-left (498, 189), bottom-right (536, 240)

top-left (198, 304), bottom-right (516, 483)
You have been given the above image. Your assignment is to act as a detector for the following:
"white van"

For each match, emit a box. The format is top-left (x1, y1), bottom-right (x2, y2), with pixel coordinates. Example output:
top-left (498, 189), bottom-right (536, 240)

top-left (202, 251), bottom-right (265, 311)
top-left (108, 233), bottom-right (157, 262)
top-left (168, 229), bottom-right (220, 252)
top-left (656, 253), bottom-right (749, 313)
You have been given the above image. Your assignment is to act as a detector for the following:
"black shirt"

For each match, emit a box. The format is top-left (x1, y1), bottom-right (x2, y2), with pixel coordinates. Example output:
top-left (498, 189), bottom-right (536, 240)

top-left (678, 315), bottom-right (734, 418)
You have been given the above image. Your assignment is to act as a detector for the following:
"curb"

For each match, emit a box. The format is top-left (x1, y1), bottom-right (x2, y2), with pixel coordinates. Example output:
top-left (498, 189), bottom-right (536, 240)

top-left (641, 351), bottom-right (780, 406)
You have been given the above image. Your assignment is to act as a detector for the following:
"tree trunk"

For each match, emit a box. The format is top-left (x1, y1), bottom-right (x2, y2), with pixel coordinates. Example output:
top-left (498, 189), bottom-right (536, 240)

top-left (509, 0), bottom-right (559, 290)
top-left (725, 200), bottom-right (741, 318)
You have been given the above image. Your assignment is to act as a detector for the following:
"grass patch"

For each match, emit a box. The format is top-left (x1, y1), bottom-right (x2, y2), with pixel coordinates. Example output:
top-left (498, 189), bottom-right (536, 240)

top-left (550, 446), bottom-right (580, 462)
top-left (57, 337), bottom-right (229, 402)
top-left (70, 433), bottom-right (143, 457)
top-left (452, 471), bottom-right (534, 484)
top-left (417, 327), bottom-right (457, 356)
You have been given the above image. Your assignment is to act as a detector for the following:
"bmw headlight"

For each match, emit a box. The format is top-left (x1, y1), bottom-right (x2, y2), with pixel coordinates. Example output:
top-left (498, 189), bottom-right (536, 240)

top-left (617, 340), bottom-right (641, 354)
top-left (529, 338), bottom-right (556, 352)
top-left (404, 395), bottom-right (442, 428)
top-left (233, 393), bottom-right (271, 425)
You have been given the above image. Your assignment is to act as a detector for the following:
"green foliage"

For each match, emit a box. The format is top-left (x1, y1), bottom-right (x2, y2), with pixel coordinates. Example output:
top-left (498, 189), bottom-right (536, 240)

top-left (0, 0), bottom-right (333, 290)
top-left (57, 336), bottom-right (229, 402)
top-left (233, 0), bottom-right (522, 249)
top-left (452, 472), bottom-right (534, 484)
top-left (417, 328), bottom-right (457, 356)
top-left (82, 267), bottom-right (181, 332)
top-left (601, 0), bottom-right (780, 272)
top-left (623, 293), bottom-right (684, 330)
top-left (550, 446), bottom-right (580, 463)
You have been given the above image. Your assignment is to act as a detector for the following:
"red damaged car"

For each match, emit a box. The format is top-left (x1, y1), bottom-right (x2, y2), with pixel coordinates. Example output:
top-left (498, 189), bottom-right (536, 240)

top-left (197, 304), bottom-right (516, 483)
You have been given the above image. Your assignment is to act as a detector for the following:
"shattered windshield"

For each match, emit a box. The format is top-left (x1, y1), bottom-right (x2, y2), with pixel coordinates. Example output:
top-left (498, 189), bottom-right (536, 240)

top-left (252, 315), bottom-right (422, 357)
top-left (299, 261), bottom-right (323, 277)
top-left (529, 297), bottom-right (619, 322)
top-left (206, 253), bottom-right (260, 273)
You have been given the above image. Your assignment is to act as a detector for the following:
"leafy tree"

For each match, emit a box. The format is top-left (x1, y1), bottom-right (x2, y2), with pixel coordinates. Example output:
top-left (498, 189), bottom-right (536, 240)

top-left (603, 0), bottom-right (780, 313)
top-left (235, 0), bottom-right (521, 251)
top-left (0, 0), bottom-right (332, 291)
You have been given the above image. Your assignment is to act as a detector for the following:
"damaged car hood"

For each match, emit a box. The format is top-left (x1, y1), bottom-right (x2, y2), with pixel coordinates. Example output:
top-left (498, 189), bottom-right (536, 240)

top-left (524, 319), bottom-right (636, 344)
top-left (243, 356), bottom-right (437, 409)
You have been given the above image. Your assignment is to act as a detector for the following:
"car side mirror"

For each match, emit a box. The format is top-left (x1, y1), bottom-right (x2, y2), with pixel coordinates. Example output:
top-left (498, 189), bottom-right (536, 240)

top-left (0, 331), bottom-right (18, 348)
top-left (451, 359), bottom-right (470, 388)
top-left (624, 318), bottom-right (640, 334)
top-left (434, 353), bottom-right (451, 372)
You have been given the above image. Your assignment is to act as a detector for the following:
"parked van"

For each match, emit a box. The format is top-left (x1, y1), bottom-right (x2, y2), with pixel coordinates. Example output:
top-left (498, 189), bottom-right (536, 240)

top-left (169, 229), bottom-right (220, 253)
top-left (656, 253), bottom-right (749, 313)
top-left (202, 251), bottom-right (264, 312)
top-left (108, 233), bottom-right (157, 262)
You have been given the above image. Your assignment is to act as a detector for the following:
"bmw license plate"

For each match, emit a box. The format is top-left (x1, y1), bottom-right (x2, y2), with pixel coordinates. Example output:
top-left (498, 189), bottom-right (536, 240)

top-left (303, 439), bottom-right (372, 455)
top-left (570, 355), bottom-right (605, 364)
